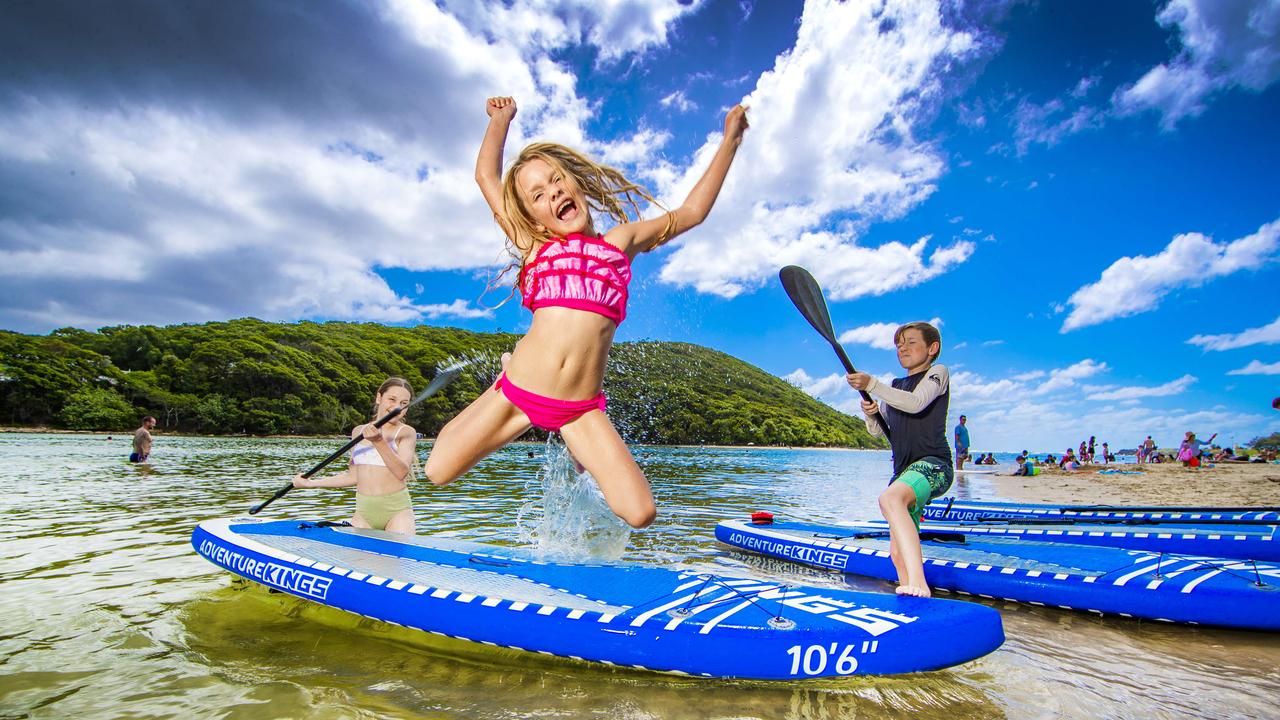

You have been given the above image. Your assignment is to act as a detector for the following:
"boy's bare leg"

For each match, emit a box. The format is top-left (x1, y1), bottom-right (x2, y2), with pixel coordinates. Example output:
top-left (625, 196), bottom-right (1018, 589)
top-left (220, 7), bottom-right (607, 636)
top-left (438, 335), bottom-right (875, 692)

top-left (878, 483), bottom-right (930, 597)
top-left (887, 533), bottom-right (908, 591)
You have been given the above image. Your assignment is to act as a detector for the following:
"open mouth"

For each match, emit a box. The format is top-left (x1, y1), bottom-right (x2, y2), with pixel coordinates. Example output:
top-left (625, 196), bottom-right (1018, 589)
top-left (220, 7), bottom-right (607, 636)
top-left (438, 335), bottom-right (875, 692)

top-left (555, 199), bottom-right (577, 221)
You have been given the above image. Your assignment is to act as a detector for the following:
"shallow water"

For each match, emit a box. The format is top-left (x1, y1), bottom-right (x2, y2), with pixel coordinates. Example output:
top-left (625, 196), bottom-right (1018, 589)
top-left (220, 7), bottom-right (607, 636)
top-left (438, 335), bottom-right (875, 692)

top-left (1, 433), bottom-right (1275, 719)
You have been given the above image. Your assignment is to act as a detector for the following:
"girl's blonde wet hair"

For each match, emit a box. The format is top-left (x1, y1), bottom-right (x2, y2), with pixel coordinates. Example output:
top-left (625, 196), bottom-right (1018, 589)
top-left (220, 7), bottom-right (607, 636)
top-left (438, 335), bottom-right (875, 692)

top-left (894, 321), bottom-right (942, 361)
top-left (486, 143), bottom-right (675, 299)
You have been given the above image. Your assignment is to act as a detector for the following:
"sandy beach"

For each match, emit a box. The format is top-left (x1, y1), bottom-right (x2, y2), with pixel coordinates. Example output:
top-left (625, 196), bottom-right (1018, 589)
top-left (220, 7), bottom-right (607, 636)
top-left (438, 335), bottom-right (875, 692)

top-left (987, 461), bottom-right (1280, 506)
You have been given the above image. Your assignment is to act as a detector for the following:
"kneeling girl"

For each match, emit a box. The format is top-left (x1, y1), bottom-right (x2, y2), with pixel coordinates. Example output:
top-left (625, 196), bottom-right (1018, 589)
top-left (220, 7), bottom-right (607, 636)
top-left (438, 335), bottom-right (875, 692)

top-left (292, 377), bottom-right (418, 534)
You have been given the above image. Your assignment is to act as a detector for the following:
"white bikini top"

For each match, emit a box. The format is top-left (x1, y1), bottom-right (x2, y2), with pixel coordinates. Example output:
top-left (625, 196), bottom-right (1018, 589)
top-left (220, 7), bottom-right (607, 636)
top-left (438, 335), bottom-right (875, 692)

top-left (350, 424), bottom-right (406, 467)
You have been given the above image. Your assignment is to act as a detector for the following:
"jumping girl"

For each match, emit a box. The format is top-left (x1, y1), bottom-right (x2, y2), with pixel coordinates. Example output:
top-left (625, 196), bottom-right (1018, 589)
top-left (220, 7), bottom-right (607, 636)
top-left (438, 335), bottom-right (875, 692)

top-left (292, 377), bottom-right (419, 534)
top-left (423, 96), bottom-right (748, 528)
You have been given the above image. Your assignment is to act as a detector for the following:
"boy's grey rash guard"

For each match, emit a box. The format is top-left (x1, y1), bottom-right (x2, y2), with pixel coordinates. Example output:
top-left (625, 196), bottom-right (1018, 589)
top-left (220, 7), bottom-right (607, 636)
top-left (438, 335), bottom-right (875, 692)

top-left (862, 364), bottom-right (954, 480)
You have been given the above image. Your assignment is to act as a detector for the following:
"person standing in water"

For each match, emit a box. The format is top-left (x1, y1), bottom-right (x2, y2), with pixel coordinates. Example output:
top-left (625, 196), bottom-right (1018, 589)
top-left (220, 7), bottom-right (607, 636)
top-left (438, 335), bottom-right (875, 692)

top-left (292, 378), bottom-right (419, 534)
top-left (423, 95), bottom-right (747, 529)
top-left (953, 415), bottom-right (969, 470)
top-left (129, 416), bottom-right (156, 463)
top-left (847, 321), bottom-right (954, 597)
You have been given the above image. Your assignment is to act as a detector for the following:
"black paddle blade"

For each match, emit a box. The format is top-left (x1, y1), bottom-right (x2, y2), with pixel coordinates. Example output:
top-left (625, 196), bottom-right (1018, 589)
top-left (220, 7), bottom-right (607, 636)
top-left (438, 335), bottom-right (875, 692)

top-left (1273, 396), bottom-right (1280, 410)
top-left (779, 265), bottom-right (838, 343)
top-left (779, 265), bottom-right (859, 376)
top-left (778, 265), bottom-right (881, 429)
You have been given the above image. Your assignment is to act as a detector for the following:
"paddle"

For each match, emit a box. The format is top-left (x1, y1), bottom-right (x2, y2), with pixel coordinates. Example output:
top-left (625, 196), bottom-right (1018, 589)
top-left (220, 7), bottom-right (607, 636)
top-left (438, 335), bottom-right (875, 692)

top-left (1273, 396), bottom-right (1280, 410)
top-left (249, 362), bottom-right (467, 515)
top-left (779, 265), bottom-right (889, 439)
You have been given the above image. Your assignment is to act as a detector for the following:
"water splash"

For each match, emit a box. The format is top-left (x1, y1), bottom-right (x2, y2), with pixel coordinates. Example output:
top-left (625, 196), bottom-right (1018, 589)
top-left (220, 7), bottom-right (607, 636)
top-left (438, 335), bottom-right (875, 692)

top-left (515, 435), bottom-right (631, 560)
top-left (441, 350), bottom-right (504, 388)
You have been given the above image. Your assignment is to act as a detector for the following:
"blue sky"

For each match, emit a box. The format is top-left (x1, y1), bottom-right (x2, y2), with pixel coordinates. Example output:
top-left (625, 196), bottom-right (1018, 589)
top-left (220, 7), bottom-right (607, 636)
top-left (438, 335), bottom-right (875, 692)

top-left (2, 0), bottom-right (1278, 452)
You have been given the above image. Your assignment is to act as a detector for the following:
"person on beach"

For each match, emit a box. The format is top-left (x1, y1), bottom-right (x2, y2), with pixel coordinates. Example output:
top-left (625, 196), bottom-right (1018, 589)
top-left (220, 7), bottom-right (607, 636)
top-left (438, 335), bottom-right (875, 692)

top-left (848, 321), bottom-right (953, 597)
top-left (1141, 436), bottom-right (1156, 464)
top-left (129, 416), bottom-right (156, 463)
top-left (1177, 431), bottom-right (1217, 469)
top-left (1060, 448), bottom-right (1078, 470)
top-left (291, 378), bottom-right (419, 533)
top-left (1013, 455), bottom-right (1039, 476)
top-left (954, 415), bottom-right (969, 470)
top-left (422, 95), bottom-right (748, 529)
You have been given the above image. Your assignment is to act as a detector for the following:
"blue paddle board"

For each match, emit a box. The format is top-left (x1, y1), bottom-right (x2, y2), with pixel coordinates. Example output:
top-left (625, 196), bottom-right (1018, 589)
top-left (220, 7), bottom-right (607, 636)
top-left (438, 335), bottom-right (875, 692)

top-left (717, 517), bottom-right (1280, 631)
top-left (191, 518), bottom-right (1004, 678)
top-left (926, 498), bottom-right (1280, 524)
top-left (893, 515), bottom-right (1279, 561)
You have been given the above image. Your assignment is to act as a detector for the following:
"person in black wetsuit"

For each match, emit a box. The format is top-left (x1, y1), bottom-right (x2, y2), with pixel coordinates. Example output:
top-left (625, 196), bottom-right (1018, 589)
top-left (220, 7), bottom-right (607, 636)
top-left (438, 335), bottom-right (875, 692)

top-left (846, 321), bottom-right (953, 598)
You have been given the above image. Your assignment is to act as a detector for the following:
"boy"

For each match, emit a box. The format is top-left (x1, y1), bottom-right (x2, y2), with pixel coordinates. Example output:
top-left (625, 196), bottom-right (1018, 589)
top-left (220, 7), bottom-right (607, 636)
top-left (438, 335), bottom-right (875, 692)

top-left (847, 321), bottom-right (952, 598)
top-left (1013, 455), bottom-right (1038, 476)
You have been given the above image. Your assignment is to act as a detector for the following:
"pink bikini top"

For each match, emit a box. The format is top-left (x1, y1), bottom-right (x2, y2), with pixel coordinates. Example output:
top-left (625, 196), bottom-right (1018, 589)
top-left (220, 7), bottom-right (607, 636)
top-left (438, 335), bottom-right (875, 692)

top-left (520, 233), bottom-right (632, 324)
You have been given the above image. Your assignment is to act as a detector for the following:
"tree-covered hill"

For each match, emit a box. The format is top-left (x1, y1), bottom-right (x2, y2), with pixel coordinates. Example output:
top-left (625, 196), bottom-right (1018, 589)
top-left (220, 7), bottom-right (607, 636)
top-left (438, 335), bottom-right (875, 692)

top-left (0, 319), bottom-right (884, 448)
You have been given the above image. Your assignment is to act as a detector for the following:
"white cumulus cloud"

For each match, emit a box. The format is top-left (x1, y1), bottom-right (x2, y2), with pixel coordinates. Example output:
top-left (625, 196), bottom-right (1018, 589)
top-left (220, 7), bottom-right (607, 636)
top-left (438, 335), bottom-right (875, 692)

top-left (1060, 217), bottom-right (1280, 332)
top-left (1113, 0), bottom-right (1280, 129)
top-left (1187, 314), bottom-right (1280, 350)
top-left (0, 0), bottom-right (700, 332)
top-left (1086, 374), bottom-right (1197, 401)
top-left (1227, 360), bottom-right (1280, 375)
top-left (421, 299), bottom-right (495, 320)
top-left (653, 0), bottom-right (990, 300)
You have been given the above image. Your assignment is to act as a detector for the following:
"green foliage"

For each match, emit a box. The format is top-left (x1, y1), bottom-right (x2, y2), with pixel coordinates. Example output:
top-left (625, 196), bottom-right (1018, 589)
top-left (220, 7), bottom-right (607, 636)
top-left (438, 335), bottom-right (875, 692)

top-left (0, 321), bottom-right (885, 448)
top-left (57, 386), bottom-right (139, 430)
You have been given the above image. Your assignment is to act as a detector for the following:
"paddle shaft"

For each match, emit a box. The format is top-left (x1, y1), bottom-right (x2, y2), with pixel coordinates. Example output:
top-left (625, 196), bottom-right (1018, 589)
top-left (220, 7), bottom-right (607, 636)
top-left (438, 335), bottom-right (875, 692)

top-left (249, 412), bottom-right (404, 515)
top-left (822, 332), bottom-right (875, 405)
top-left (249, 366), bottom-right (463, 515)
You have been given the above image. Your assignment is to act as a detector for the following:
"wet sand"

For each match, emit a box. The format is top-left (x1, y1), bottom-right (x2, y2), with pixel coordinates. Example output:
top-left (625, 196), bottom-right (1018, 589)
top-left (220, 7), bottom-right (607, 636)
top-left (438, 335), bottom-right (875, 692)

top-left (988, 461), bottom-right (1280, 506)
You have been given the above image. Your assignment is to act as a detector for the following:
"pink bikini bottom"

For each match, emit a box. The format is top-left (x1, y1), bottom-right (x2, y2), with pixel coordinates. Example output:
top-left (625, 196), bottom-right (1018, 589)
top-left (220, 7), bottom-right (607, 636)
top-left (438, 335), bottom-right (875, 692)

top-left (496, 373), bottom-right (606, 431)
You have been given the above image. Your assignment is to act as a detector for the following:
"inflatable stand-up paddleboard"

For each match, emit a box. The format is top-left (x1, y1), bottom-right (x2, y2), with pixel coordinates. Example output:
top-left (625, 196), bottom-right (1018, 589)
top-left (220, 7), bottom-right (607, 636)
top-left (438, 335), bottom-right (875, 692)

top-left (926, 498), bottom-right (1280, 524)
top-left (192, 518), bottom-right (1004, 678)
top-left (717, 516), bottom-right (1280, 631)
top-left (887, 515), bottom-right (1279, 561)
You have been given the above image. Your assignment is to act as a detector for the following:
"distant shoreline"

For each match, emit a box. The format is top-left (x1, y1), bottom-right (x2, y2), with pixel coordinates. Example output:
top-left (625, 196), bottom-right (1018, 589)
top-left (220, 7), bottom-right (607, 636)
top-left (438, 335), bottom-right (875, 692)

top-left (0, 426), bottom-right (875, 450)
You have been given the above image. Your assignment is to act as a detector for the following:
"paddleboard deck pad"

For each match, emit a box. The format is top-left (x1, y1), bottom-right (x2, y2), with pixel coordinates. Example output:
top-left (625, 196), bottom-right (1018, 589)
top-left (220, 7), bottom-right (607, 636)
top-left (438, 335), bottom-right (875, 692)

top-left (192, 518), bottom-right (1004, 678)
top-left (927, 498), bottom-right (1280, 524)
top-left (717, 517), bottom-right (1280, 631)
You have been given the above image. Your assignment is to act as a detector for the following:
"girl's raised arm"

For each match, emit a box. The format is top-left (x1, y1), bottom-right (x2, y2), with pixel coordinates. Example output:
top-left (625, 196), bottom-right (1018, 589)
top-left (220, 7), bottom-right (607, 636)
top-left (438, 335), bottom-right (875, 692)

top-left (476, 96), bottom-right (518, 239)
top-left (612, 104), bottom-right (749, 256)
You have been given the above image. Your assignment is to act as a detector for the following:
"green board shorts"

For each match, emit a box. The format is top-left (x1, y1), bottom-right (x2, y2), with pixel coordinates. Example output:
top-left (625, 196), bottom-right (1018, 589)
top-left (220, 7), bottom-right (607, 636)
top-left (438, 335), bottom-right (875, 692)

top-left (893, 457), bottom-right (954, 530)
